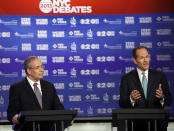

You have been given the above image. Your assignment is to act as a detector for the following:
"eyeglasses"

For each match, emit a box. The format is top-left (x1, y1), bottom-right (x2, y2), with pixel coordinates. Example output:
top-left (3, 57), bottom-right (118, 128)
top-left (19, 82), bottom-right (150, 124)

top-left (29, 65), bottom-right (45, 70)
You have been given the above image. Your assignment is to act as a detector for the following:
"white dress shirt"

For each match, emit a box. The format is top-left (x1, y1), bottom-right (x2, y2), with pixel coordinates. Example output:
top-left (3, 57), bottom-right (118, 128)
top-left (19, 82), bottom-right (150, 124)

top-left (27, 77), bottom-right (42, 95)
top-left (130, 68), bottom-right (148, 105)
top-left (130, 68), bottom-right (164, 106)
top-left (137, 68), bottom-right (148, 86)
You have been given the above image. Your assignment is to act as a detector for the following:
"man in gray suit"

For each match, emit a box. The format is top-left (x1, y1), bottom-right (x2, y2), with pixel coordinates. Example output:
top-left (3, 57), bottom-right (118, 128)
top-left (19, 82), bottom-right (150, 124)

top-left (119, 46), bottom-right (172, 131)
top-left (7, 56), bottom-right (70, 131)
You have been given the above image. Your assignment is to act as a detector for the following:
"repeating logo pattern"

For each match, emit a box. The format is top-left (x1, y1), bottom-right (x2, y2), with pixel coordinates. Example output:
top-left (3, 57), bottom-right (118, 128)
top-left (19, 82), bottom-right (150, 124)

top-left (0, 14), bottom-right (174, 119)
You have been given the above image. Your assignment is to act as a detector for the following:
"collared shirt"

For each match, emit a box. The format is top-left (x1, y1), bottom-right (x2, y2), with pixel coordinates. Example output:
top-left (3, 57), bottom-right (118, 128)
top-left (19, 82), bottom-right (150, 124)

top-left (137, 68), bottom-right (148, 86)
top-left (130, 68), bottom-right (164, 106)
top-left (27, 77), bottom-right (42, 95)
top-left (130, 68), bottom-right (148, 106)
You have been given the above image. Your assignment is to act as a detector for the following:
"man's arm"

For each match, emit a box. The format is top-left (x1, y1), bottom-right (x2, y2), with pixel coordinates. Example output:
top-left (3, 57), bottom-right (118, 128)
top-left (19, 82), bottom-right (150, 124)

top-left (119, 75), bottom-right (133, 108)
top-left (51, 83), bottom-right (65, 110)
top-left (50, 83), bottom-right (74, 128)
top-left (159, 72), bottom-right (173, 107)
top-left (7, 84), bottom-right (20, 123)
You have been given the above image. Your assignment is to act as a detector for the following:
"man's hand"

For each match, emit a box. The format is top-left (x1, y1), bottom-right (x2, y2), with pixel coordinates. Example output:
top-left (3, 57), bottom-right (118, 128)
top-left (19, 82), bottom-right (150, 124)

top-left (12, 114), bottom-right (20, 124)
top-left (130, 90), bottom-right (141, 101)
top-left (70, 120), bottom-right (74, 126)
top-left (156, 84), bottom-right (163, 99)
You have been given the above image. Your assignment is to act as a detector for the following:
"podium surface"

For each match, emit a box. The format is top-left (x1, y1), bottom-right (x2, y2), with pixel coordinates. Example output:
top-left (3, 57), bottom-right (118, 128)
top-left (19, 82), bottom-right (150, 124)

top-left (112, 109), bottom-right (170, 131)
top-left (112, 109), bottom-right (170, 120)
top-left (19, 110), bottom-right (77, 121)
top-left (13, 110), bottom-right (77, 131)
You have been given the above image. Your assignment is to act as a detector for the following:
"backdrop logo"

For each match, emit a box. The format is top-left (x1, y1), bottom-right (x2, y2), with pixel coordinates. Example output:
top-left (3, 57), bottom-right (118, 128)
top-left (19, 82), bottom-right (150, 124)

top-left (39, 0), bottom-right (92, 14)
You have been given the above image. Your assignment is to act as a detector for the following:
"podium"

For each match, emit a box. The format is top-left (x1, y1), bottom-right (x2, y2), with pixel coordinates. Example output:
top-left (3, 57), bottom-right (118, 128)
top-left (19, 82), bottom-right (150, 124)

top-left (112, 109), bottom-right (170, 131)
top-left (13, 110), bottom-right (77, 131)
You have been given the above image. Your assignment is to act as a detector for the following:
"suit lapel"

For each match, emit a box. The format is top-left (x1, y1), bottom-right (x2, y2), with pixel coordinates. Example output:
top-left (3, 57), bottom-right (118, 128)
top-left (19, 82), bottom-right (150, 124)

top-left (147, 69), bottom-right (153, 99)
top-left (40, 80), bottom-right (46, 109)
top-left (133, 70), bottom-right (145, 97)
top-left (24, 78), bottom-right (42, 109)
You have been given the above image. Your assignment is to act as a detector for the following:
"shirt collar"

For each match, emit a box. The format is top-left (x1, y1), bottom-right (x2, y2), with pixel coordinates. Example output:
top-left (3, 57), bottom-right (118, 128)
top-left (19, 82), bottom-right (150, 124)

top-left (137, 68), bottom-right (148, 77)
top-left (27, 77), bottom-right (40, 88)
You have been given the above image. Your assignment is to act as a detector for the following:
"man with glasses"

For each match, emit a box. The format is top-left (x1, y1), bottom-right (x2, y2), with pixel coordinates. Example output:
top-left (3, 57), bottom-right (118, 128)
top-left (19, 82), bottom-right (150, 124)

top-left (7, 56), bottom-right (68, 131)
top-left (119, 46), bottom-right (172, 131)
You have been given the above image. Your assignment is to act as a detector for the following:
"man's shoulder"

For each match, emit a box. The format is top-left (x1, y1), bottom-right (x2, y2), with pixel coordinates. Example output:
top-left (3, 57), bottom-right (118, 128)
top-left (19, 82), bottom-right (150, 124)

top-left (149, 68), bottom-right (164, 75)
top-left (40, 79), bottom-right (54, 86)
top-left (120, 70), bottom-right (137, 82)
top-left (11, 78), bottom-right (27, 87)
top-left (10, 78), bottom-right (28, 92)
top-left (123, 69), bottom-right (137, 77)
top-left (40, 79), bottom-right (55, 91)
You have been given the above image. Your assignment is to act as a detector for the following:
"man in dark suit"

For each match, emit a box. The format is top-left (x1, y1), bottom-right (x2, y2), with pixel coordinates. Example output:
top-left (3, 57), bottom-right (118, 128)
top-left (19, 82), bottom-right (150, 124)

top-left (7, 56), bottom-right (71, 131)
top-left (119, 46), bottom-right (172, 131)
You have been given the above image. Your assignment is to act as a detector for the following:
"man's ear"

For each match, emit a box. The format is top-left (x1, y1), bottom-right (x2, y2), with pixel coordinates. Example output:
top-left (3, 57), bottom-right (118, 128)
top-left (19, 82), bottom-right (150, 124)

top-left (132, 57), bottom-right (137, 65)
top-left (27, 68), bottom-right (31, 75)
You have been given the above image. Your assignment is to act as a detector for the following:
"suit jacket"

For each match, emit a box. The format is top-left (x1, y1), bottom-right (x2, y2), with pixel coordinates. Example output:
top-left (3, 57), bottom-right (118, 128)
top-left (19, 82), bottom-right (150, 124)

top-left (119, 69), bottom-right (172, 108)
top-left (7, 78), bottom-right (65, 131)
top-left (119, 69), bottom-right (173, 131)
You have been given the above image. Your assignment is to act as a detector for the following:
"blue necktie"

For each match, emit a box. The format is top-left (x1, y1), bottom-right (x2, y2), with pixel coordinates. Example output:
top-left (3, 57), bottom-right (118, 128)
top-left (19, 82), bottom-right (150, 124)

top-left (33, 83), bottom-right (42, 108)
top-left (142, 72), bottom-right (147, 99)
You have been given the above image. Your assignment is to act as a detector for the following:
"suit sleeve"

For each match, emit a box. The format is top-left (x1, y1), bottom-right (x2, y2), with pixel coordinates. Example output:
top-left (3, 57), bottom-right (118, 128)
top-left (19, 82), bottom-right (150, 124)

top-left (161, 72), bottom-right (173, 107)
top-left (51, 83), bottom-right (65, 110)
top-left (51, 83), bottom-right (72, 129)
top-left (7, 84), bottom-right (21, 122)
top-left (119, 75), bottom-right (133, 108)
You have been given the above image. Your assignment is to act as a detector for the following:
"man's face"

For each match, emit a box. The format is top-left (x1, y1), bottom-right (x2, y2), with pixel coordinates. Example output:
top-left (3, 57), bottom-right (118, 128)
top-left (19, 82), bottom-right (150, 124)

top-left (132, 48), bottom-right (150, 72)
top-left (27, 59), bottom-right (44, 82)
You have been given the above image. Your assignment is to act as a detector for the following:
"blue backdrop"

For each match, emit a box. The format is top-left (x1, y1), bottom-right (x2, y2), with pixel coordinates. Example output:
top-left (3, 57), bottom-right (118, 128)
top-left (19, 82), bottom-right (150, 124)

top-left (0, 13), bottom-right (174, 120)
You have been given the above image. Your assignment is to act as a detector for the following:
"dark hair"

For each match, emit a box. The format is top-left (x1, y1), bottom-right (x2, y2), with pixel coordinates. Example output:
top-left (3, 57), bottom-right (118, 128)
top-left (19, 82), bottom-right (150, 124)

top-left (24, 56), bottom-right (38, 75)
top-left (132, 46), bottom-right (149, 59)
